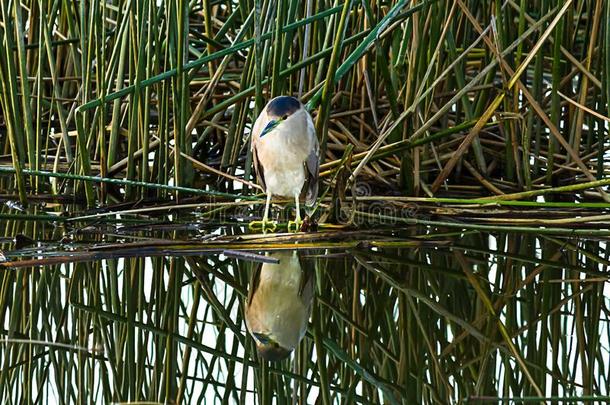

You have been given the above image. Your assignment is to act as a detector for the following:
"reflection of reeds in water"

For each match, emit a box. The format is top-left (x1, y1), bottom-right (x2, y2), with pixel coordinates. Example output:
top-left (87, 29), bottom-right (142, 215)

top-left (0, 211), bottom-right (609, 403)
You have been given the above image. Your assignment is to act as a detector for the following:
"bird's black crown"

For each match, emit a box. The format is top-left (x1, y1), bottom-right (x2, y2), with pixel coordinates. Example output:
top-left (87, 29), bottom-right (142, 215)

top-left (266, 96), bottom-right (301, 118)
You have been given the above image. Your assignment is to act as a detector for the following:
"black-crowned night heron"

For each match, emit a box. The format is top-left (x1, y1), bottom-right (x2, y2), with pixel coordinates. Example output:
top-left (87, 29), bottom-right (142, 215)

top-left (250, 96), bottom-right (319, 232)
top-left (245, 251), bottom-right (314, 362)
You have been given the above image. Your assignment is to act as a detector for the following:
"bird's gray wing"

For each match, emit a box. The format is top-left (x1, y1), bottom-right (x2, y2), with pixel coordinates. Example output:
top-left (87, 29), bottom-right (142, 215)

top-left (252, 142), bottom-right (266, 191)
top-left (305, 116), bottom-right (319, 207)
top-left (251, 111), bottom-right (267, 191)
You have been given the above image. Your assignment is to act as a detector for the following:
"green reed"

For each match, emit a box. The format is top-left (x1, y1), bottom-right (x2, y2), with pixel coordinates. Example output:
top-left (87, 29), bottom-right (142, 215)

top-left (0, 0), bottom-right (607, 207)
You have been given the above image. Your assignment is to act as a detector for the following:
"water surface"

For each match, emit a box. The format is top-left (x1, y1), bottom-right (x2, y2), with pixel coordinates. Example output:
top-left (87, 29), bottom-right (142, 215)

top-left (0, 202), bottom-right (609, 404)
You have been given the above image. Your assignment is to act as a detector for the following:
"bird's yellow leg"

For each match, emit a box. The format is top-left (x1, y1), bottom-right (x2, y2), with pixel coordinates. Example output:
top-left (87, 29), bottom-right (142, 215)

top-left (249, 194), bottom-right (277, 233)
top-left (287, 194), bottom-right (302, 233)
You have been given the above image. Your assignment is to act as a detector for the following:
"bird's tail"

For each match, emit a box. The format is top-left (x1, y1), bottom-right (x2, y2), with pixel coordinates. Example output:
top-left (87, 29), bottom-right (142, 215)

top-left (305, 181), bottom-right (318, 214)
top-left (305, 150), bottom-right (319, 214)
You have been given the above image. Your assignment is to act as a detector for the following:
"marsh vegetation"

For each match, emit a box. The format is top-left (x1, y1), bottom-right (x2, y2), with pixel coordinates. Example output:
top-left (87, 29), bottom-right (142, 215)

top-left (1, 0), bottom-right (610, 403)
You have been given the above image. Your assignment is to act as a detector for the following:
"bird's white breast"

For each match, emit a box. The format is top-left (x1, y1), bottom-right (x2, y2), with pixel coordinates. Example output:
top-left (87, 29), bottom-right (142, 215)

top-left (255, 109), bottom-right (315, 198)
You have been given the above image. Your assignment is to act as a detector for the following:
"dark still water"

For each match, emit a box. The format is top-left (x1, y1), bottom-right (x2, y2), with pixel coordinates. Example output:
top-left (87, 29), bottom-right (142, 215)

top-left (0, 203), bottom-right (609, 404)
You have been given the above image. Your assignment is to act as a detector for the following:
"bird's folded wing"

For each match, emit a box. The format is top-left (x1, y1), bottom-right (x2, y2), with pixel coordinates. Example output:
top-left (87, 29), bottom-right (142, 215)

top-left (305, 117), bottom-right (320, 207)
top-left (252, 143), bottom-right (266, 191)
top-left (251, 113), bottom-right (267, 190)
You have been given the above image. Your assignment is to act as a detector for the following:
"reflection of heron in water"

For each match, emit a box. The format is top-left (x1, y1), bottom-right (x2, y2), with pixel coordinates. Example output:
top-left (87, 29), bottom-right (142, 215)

top-left (245, 250), bottom-right (314, 362)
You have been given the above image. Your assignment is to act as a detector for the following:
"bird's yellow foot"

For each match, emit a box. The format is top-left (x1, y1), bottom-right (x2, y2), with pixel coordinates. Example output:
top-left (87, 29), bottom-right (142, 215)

top-left (248, 220), bottom-right (278, 233)
top-left (287, 219), bottom-right (303, 233)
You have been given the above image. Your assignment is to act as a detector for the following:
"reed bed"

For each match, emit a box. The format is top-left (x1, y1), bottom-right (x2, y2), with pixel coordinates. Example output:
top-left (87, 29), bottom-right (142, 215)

top-left (0, 0), bottom-right (608, 209)
top-left (1, 0), bottom-right (610, 404)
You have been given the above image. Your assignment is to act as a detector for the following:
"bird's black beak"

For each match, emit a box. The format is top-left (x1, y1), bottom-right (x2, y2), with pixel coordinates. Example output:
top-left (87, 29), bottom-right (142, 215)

top-left (260, 119), bottom-right (282, 138)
